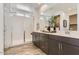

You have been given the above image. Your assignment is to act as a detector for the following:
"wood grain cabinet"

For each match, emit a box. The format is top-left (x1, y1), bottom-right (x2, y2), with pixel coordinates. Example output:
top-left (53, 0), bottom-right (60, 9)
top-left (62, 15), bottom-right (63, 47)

top-left (32, 32), bottom-right (36, 45)
top-left (32, 32), bottom-right (79, 55)
top-left (48, 35), bottom-right (63, 55)
top-left (32, 32), bottom-right (40, 47)
top-left (42, 34), bottom-right (48, 54)
top-left (60, 37), bottom-right (79, 55)
top-left (32, 32), bottom-right (48, 54)
top-left (48, 37), bottom-right (59, 55)
top-left (61, 42), bottom-right (79, 55)
top-left (39, 33), bottom-right (48, 54)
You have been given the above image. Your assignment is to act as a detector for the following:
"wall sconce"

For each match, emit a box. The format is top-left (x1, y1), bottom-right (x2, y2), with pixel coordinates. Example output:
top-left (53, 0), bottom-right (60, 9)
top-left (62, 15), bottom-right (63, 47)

top-left (63, 20), bottom-right (67, 28)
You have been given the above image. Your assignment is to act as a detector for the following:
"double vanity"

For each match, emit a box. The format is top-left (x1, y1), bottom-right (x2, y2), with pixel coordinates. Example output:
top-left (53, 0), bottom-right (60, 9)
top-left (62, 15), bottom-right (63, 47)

top-left (32, 31), bottom-right (79, 55)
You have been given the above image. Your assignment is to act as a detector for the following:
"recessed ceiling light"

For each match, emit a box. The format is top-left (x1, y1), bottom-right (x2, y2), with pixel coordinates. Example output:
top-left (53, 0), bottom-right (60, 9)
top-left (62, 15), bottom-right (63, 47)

top-left (41, 12), bottom-right (44, 15)
top-left (40, 4), bottom-right (48, 12)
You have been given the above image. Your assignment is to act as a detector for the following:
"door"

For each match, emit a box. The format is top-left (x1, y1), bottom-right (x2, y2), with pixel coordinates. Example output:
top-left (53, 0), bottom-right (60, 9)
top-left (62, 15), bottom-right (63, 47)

top-left (12, 16), bottom-right (24, 46)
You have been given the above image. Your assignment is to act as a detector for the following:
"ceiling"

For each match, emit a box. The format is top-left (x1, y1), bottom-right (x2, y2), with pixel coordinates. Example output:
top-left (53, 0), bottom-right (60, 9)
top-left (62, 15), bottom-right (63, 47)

top-left (41, 3), bottom-right (77, 16)
top-left (4, 3), bottom-right (77, 17)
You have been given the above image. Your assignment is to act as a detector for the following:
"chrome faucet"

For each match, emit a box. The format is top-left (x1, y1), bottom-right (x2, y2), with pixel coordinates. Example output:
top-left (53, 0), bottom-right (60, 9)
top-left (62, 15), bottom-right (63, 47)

top-left (65, 29), bottom-right (70, 34)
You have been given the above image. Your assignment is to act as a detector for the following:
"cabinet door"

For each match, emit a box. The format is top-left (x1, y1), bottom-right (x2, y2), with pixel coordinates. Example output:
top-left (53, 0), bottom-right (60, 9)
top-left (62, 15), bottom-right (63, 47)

top-left (34, 33), bottom-right (40, 47)
top-left (32, 33), bottom-right (36, 45)
top-left (39, 33), bottom-right (45, 50)
top-left (49, 35), bottom-right (60, 55)
top-left (39, 33), bottom-right (48, 54)
top-left (42, 34), bottom-right (48, 54)
top-left (62, 42), bottom-right (79, 55)
top-left (36, 33), bottom-right (40, 47)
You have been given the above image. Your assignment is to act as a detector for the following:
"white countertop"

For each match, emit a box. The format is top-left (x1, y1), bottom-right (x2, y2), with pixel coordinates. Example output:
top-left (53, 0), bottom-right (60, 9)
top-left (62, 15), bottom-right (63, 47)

top-left (34, 31), bottom-right (79, 39)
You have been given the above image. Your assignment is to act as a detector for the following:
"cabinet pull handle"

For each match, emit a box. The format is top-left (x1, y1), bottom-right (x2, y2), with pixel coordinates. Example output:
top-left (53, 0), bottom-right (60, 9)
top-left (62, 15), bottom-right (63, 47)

top-left (59, 43), bottom-right (61, 51)
top-left (61, 43), bottom-right (62, 50)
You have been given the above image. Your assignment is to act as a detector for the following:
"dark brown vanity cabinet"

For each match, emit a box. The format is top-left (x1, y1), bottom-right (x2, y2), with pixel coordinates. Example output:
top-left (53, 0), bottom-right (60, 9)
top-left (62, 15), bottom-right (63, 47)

top-left (32, 32), bottom-right (79, 55)
top-left (60, 37), bottom-right (79, 55)
top-left (39, 33), bottom-right (45, 49)
top-left (40, 33), bottom-right (48, 53)
top-left (32, 32), bottom-right (36, 45)
top-left (32, 32), bottom-right (48, 54)
top-left (61, 42), bottom-right (79, 55)
top-left (49, 35), bottom-right (79, 55)
top-left (48, 37), bottom-right (59, 54)
top-left (48, 35), bottom-right (63, 55)
top-left (32, 32), bottom-right (40, 47)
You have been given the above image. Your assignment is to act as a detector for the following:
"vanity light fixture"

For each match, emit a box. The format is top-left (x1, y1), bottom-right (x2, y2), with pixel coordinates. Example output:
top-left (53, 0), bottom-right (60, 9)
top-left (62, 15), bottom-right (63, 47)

top-left (41, 12), bottom-right (44, 15)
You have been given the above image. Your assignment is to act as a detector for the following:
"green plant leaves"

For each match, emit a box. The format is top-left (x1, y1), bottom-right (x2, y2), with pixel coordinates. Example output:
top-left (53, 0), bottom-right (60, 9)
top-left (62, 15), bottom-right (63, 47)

top-left (49, 16), bottom-right (56, 27)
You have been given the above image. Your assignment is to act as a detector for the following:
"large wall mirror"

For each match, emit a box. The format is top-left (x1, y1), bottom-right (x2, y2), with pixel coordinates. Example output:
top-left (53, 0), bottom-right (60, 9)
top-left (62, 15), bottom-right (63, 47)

top-left (54, 15), bottom-right (60, 31)
top-left (69, 14), bottom-right (77, 31)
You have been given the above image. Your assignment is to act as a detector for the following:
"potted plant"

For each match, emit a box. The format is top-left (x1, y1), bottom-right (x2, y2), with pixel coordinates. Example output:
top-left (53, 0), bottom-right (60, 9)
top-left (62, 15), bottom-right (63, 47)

top-left (48, 16), bottom-right (56, 32)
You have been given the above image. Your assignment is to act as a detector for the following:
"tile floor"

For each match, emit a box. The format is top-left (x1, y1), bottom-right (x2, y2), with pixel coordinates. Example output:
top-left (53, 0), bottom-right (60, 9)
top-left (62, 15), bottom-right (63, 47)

top-left (4, 43), bottom-right (46, 55)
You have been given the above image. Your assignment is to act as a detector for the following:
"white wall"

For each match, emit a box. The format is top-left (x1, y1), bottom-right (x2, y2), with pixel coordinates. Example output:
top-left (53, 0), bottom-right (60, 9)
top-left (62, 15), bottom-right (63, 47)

top-left (60, 12), bottom-right (69, 32)
top-left (77, 4), bottom-right (79, 31)
top-left (39, 17), bottom-right (49, 31)
top-left (24, 17), bottom-right (33, 43)
top-left (33, 8), bottom-right (40, 31)
top-left (4, 15), bottom-right (25, 48)
top-left (0, 4), bottom-right (4, 54)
